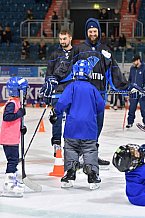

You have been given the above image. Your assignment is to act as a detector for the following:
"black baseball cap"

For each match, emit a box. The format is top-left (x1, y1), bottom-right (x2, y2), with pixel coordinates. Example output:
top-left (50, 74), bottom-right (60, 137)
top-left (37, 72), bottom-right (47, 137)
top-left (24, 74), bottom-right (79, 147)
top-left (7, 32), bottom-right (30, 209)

top-left (132, 54), bottom-right (141, 62)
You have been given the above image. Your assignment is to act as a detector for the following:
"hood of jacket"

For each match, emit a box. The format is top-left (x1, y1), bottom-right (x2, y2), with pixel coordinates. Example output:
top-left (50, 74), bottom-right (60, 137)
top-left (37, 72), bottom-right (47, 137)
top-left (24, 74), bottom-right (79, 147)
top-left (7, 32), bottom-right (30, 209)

top-left (85, 18), bottom-right (101, 46)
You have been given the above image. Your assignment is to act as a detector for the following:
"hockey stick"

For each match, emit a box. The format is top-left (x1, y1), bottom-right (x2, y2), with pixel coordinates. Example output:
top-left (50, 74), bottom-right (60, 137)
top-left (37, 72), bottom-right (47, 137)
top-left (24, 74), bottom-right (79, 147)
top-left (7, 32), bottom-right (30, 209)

top-left (20, 90), bottom-right (42, 192)
top-left (122, 98), bottom-right (129, 130)
top-left (19, 104), bottom-right (48, 163)
top-left (136, 123), bottom-right (145, 132)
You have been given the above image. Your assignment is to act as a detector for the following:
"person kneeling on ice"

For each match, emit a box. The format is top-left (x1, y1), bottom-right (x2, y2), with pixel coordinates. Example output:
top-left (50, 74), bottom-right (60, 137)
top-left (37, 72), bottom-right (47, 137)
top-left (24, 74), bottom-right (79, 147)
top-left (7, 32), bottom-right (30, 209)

top-left (49, 60), bottom-right (105, 189)
top-left (0, 77), bottom-right (29, 197)
top-left (112, 143), bottom-right (145, 206)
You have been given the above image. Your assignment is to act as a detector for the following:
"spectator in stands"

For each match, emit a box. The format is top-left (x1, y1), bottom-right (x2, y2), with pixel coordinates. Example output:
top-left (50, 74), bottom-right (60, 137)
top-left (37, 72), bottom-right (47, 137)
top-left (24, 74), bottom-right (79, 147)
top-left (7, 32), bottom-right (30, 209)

top-left (98, 8), bottom-right (109, 34)
top-left (118, 33), bottom-right (126, 51)
top-left (38, 41), bottom-right (46, 60)
top-left (26, 9), bottom-right (34, 20)
top-left (100, 32), bottom-right (109, 45)
top-left (112, 9), bottom-right (121, 37)
top-left (21, 39), bottom-right (30, 60)
top-left (0, 23), bottom-right (3, 45)
top-left (128, 0), bottom-right (137, 15)
top-left (108, 34), bottom-right (118, 52)
top-left (4, 24), bottom-right (12, 46)
top-left (51, 11), bottom-right (59, 38)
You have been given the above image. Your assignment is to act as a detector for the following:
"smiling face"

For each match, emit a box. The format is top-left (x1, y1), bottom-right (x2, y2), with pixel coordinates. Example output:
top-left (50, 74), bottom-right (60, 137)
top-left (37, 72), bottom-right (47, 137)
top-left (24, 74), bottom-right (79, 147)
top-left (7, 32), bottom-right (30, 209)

top-left (87, 27), bottom-right (99, 44)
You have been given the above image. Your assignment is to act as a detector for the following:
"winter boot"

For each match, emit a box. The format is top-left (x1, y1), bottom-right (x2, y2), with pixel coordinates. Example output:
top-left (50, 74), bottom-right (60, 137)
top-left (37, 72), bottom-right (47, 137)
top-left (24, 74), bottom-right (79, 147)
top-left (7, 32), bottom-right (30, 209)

top-left (98, 157), bottom-right (110, 170)
top-left (2, 173), bottom-right (24, 197)
top-left (61, 161), bottom-right (78, 188)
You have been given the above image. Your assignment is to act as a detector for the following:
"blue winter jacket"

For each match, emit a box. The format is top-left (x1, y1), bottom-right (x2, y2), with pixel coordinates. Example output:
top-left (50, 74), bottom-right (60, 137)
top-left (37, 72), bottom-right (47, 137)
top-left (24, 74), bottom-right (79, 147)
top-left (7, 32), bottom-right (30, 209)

top-left (128, 62), bottom-right (145, 88)
top-left (125, 164), bottom-right (145, 206)
top-left (55, 80), bottom-right (105, 140)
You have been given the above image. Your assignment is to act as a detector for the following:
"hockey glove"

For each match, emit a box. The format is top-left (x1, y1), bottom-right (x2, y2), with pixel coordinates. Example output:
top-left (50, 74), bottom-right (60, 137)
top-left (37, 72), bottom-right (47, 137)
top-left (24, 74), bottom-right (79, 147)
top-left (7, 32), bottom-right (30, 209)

top-left (39, 76), bottom-right (58, 99)
top-left (49, 108), bottom-right (57, 124)
top-left (20, 125), bottom-right (27, 135)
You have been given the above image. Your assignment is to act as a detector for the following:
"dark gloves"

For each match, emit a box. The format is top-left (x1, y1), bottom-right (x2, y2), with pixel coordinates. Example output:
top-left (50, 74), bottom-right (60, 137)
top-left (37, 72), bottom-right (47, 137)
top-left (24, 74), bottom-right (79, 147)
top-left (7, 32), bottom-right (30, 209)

top-left (21, 125), bottom-right (27, 135)
top-left (40, 76), bottom-right (58, 98)
top-left (49, 108), bottom-right (57, 124)
top-left (17, 108), bottom-right (26, 118)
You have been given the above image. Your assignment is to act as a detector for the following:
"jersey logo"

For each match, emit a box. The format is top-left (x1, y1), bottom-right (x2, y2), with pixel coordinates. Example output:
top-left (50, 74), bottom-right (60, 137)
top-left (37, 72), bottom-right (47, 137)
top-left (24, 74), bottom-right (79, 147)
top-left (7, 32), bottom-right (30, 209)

top-left (87, 56), bottom-right (100, 67)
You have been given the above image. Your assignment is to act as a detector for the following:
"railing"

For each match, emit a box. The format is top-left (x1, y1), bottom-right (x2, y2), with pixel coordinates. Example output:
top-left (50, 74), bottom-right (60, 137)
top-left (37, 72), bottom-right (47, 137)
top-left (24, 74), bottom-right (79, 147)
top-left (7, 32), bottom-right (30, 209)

top-left (98, 20), bottom-right (144, 38)
top-left (20, 19), bottom-right (74, 39)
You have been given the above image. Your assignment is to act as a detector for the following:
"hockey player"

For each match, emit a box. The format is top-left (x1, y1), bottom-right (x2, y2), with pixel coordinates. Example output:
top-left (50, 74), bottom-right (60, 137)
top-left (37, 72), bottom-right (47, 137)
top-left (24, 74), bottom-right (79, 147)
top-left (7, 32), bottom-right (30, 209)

top-left (41, 27), bottom-right (110, 168)
top-left (0, 77), bottom-right (28, 197)
top-left (126, 55), bottom-right (145, 128)
top-left (44, 28), bottom-right (78, 157)
top-left (112, 143), bottom-right (145, 206)
top-left (76, 18), bottom-right (128, 167)
top-left (49, 60), bottom-right (105, 189)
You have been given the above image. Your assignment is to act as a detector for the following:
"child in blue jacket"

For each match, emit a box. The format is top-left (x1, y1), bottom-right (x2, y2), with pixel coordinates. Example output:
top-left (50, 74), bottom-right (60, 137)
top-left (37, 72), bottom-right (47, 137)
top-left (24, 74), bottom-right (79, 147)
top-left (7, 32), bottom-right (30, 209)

top-left (49, 60), bottom-right (105, 190)
top-left (112, 143), bottom-right (145, 206)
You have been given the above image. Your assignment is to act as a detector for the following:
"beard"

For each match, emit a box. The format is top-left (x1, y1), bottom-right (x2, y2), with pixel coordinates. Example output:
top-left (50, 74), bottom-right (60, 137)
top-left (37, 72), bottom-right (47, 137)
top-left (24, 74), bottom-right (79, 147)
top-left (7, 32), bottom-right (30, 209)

top-left (61, 43), bottom-right (70, 49)
top-left (88, 36), bottom-right (98, 44)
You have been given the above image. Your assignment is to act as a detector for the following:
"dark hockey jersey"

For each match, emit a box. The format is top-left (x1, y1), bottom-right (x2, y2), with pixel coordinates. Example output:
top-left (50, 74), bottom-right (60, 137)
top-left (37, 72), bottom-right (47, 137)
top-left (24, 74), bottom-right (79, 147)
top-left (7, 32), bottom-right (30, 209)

top-left (77, 18), bottom-right (128, 91)
top-left (46, 45), bottom-right (78, 93)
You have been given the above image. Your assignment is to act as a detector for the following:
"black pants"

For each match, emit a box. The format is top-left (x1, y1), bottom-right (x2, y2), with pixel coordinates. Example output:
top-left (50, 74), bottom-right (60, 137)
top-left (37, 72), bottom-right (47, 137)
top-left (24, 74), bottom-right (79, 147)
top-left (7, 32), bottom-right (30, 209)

top-left (3, 145), bottom-right (19, 173)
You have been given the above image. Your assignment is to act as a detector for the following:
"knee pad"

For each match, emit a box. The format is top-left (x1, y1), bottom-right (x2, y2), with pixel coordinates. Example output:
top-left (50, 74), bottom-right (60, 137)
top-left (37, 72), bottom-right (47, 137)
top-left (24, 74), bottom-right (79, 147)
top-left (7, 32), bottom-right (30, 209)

top-left (71, 161), bottom-right (80, 171)
top-left (83, 164), bottom-right (93, 175)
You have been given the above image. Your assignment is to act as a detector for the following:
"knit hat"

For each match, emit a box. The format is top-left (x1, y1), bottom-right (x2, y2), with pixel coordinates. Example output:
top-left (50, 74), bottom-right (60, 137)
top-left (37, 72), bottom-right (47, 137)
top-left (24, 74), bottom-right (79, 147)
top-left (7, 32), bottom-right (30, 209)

top-left (86, 21), bottom-right (98, 31)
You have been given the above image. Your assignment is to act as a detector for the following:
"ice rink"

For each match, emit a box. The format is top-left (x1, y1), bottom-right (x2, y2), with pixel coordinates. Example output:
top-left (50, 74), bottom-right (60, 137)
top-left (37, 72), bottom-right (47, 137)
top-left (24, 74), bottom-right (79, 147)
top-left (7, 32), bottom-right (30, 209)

top-left (0, 106), bottom-right (145, 218)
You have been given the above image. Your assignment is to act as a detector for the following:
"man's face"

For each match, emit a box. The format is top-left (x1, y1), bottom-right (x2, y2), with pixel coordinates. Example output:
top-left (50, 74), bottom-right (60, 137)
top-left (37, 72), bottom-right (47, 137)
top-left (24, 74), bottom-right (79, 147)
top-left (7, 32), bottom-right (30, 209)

top-left (133, 59), bottom-right (141, 68)
top-left (87, 28), bottom-right (99, 44)
top-left (59, 33), bottom-right (72, 49)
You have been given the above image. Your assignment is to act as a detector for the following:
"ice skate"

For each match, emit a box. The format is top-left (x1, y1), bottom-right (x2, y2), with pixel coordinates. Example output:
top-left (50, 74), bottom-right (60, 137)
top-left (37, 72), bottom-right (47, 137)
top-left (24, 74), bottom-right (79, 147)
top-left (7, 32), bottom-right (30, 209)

top-left (98, 157), bottom-right (110, 170)
top-left (88, 172), bottom-right (101, 190)
top-left (1, 173), bottom-right (24, 197)
top-left (61, 169), bottom-right (76, 188)
top-left (16, 171), bottom-right (25, 189)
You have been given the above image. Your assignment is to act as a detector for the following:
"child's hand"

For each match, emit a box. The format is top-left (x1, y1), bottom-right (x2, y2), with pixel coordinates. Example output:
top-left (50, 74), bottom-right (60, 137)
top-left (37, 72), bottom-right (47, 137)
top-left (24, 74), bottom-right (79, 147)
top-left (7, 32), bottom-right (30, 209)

top-left (21, 125), bottom-right (27, 135)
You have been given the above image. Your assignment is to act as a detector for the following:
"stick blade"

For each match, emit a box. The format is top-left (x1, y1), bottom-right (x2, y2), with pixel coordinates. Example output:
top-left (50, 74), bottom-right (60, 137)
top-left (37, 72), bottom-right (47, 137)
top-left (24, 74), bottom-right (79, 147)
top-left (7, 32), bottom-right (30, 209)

top-left (136, 123), bottom-right (145, 132)
top-left (23, 176), bottom-right (42, 192)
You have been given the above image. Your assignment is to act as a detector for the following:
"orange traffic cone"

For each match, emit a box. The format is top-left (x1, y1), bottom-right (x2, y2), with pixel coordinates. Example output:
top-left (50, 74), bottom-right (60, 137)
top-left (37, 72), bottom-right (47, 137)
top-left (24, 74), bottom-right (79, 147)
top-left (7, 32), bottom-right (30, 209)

top-left (38, 119), bottom-right (45, 132)
top-left (49, 149), bottom-right (64, 177)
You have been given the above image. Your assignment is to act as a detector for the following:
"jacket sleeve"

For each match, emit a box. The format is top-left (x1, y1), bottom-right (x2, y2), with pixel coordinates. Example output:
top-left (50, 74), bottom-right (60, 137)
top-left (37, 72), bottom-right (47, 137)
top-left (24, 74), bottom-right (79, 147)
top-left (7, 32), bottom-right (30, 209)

top-left (94, 88), bottom-right (105, 114)
top-left (3, 102), bottom-right (22, 121)
top-left (55, 83), bottom-right (73, 115)
top-left (109, 57), bottom-right (129, 90)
